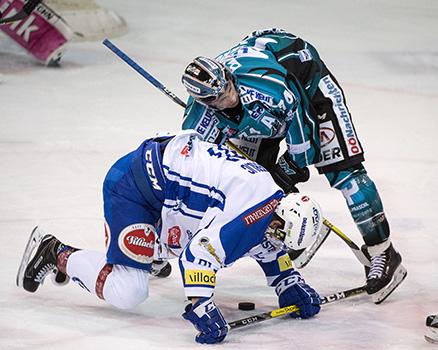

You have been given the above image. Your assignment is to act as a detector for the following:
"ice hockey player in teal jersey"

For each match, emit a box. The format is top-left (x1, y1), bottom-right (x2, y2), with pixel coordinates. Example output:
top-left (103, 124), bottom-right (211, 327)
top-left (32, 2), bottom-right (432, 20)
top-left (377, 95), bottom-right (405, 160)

top-left (181, 28), bottom-right (407, 303)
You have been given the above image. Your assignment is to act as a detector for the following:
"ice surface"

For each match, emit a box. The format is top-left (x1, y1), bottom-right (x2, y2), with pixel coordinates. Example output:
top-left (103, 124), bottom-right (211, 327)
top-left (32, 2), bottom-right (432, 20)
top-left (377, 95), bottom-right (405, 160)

top-left (1, 1), bottom-right (437, 349)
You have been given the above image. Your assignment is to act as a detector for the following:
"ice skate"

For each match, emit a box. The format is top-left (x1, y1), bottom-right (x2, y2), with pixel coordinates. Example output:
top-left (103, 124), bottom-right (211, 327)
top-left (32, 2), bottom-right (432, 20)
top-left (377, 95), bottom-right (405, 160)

top-left (425, 314), bottom-right (438, 344)
top-left (51, 268), bottom-right (70, 286)
top-left (362, 240), bottom-right (407, 304)
top-left (16, 226), bottom-right (67, 293)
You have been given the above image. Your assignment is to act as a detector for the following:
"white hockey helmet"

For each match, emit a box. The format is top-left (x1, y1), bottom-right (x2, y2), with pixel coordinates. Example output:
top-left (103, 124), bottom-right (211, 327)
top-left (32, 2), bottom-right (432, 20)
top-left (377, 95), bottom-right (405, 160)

top-left (271, 193), bottom-right (323, 251)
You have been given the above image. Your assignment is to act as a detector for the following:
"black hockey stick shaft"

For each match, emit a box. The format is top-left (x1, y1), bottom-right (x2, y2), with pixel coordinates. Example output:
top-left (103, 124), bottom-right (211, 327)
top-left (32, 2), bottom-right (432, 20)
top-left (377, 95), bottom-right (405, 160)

top-left (101, 40), bottom-right (370, 267)
top-left (0, 0), bottom-right (42, 24)
top-left (228, 285), bottom-right (366, 330)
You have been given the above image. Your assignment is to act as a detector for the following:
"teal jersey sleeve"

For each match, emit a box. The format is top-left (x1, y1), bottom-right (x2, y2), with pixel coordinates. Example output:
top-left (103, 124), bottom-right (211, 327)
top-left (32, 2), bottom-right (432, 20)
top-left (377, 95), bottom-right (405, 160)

top-left (182, 97), bottom-right (223, 144)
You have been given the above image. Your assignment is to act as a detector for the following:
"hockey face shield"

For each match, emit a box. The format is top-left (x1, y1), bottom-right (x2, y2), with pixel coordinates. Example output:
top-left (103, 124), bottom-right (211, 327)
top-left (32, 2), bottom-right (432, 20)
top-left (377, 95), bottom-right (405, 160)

top-left (182, 56), bottom-right (237, 110)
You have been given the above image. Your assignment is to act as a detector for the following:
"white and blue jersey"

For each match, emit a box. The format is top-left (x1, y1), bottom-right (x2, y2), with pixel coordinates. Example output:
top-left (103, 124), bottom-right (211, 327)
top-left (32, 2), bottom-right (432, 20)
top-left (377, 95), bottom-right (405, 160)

top-left (103, 131), bottom-right (291, 298)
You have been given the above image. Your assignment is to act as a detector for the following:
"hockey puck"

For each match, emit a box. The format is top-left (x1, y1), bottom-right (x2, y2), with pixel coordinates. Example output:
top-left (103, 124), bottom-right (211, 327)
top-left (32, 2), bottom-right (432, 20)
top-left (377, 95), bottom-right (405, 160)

top-left (238, 302), bottom-right (255, 311)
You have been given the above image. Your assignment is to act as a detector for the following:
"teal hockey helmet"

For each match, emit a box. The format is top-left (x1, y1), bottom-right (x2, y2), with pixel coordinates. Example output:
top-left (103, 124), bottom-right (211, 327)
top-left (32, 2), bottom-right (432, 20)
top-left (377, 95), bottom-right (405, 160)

top-left (182, 56), bottom-right (232, 104)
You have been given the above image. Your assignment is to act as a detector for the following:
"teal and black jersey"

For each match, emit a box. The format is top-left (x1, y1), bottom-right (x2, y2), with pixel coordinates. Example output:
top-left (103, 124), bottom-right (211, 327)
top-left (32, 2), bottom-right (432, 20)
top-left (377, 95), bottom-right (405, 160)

top-left (182, 32), bottom-right (320, 168)
top-left (241, 28), bottom-right (324, 99)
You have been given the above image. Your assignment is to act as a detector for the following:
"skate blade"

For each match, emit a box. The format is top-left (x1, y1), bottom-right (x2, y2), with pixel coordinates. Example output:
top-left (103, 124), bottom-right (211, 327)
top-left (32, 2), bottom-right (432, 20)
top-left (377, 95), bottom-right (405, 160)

top-left (16, 226), bottom-right (45, 288)
top-left (293, 225), bottom-right (330, 268)
top-left (425, 327), bottom-right (438, 344)
top-left (372, 264), bottom-right (407, 304)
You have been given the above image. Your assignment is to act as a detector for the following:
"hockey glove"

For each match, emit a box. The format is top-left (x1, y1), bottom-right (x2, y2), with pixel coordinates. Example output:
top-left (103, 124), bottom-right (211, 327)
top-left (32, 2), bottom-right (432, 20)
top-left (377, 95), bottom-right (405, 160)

top-left (150, 260), bottom-right (172, 278)
top-left (271, 151), bottom-right (310, 194)
top-left (275, 270), bottom-right (321, 319)
top-left (182, 297), bottom-right (228, 344)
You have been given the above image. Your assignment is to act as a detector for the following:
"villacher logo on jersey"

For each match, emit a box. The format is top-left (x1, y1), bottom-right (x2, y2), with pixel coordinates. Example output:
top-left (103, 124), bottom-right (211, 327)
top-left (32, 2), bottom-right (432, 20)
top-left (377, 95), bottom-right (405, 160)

top-left (118, 224), bottom-right (155, 264)
top-left (243, 198), bottom-right (279, 225)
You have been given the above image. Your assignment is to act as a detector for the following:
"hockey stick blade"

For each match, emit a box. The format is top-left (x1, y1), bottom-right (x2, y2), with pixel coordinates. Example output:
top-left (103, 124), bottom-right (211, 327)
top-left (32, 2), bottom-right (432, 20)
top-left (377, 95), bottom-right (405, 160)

top-left (228, 285), bottom-right (366, 330)
top-left (293, 223), bottom-right (331, 268)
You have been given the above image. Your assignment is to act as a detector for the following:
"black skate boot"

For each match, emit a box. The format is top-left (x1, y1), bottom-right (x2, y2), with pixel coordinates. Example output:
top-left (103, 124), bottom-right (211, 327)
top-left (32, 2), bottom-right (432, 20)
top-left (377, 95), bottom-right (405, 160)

top-left (51, 268), bottom-right (70, 286)
top-left (150, 260), bottom-right (172, 278)
top-left (425, 314), bottom-right (438, 344)
top-left (363, 240), bottom-right (407, 304)
top-left (17, 226), bottom-right (67, 293)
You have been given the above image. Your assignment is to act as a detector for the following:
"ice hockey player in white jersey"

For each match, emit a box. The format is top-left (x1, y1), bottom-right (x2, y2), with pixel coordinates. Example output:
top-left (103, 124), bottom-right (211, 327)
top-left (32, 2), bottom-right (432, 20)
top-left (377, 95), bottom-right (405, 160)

top-left (17, 130), bottom-right (323, 344)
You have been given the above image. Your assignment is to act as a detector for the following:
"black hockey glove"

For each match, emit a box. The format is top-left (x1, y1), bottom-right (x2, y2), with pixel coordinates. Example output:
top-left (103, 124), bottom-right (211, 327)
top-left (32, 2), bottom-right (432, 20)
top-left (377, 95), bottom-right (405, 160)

top-left (271, 151), bottom-right (310, 193)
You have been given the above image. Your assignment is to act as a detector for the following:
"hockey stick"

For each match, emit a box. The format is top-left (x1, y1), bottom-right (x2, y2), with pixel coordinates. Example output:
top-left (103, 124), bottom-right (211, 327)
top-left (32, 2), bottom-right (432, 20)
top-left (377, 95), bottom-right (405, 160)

top-left (228, 284), bottom-right (366, 330)
top-left (101, 39), bottom-right (370, 268)
top-left (0, 0), bottom-right (42, 24)
top-left (323, 219), bottom-right (370, 267)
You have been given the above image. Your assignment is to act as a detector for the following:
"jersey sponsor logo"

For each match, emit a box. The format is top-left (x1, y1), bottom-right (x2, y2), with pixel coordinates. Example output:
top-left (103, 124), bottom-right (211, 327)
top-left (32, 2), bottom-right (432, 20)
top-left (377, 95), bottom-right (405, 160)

top-left (278, 254), bottom-right (293, 272)
top-left (318, 75), bottom-right (362, 157)
top-left (316, 120), bottom-right (344, 167)
top-left (350, 202), bottom-right (369, 212)
top-left (118, 224), bottom-right (155, 264)
top-left (184, 269), bottom-right (216, 286)
top-left (298, 49), bottom-right (313, 62)
top-left (168, 226), bottom-right (182, 249)
top-left (180, 134), bottom-right (195, 157)
top-left (145, 149), bottom-right (162, 191)
top-left (243, 198), bottom-right (279, 225)
top-left (230, 136), bottom-right (261, 159)
top-left (239, 85), bottom-right (273, 106)
top-left (195, 109), bottom-right (219, 137)
top-left (320, 127), bottom-right (335, 147)
top-left (180, 145), bottom-right (190, 157)
top-left (297, 217), bottom-right (308, 246)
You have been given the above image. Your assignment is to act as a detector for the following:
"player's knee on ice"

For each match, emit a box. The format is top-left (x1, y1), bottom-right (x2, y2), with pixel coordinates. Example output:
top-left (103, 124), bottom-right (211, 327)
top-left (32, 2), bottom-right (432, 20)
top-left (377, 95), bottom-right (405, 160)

top-left (103, 265), bottom-right (150, 309)
top-left (67, 250), bottom-right (149, 310)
